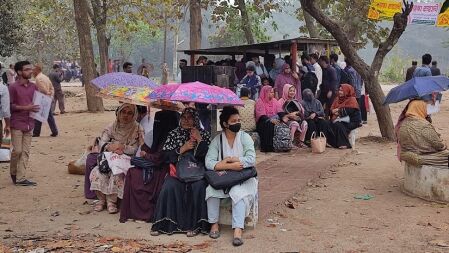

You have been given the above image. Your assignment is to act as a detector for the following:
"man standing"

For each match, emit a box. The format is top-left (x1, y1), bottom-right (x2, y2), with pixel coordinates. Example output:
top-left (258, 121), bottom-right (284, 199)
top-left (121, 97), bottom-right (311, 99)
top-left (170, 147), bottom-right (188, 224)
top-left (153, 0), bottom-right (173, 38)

top-left (405, 61), bottom-right (417, 81)
top-left (310, 53), bottom-right (323, 91)
top-left (345, 59), bottom-right (367, 123)
top-left (252, 56), bottom-right (268, 78)
top-left (176, 59), bottom-right (187, 83)
top-left (123, 62), bottom-right (133, 73)
top-left (330, 53), bottom-right (342, 84)
top-left (431, 61), bottom-right (441, 76)
top-left (32, 64), bottom-right (58, 137)
top-left (413, 53), bottom-right (432, 77)
top-left (49, 64), bottom-right (65, 114)
top-left (318, 56), bottom-right (338, 115)
top-left (6, 64), bottom-right (16, 86)
top-left (9, 61), bottom-right (39, 186)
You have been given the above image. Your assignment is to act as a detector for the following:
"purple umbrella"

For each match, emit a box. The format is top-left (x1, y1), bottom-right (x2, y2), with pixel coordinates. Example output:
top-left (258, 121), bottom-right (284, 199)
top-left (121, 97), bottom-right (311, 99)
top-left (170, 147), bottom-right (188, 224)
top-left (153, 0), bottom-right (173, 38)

top-left (91, 72), bottom-right (159, 105)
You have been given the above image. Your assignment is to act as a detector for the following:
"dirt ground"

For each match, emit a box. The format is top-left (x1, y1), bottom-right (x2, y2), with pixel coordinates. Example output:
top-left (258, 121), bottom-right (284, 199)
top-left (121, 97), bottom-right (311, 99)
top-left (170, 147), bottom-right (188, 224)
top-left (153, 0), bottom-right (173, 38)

top-left (1, 83), bottom-right (449, 252)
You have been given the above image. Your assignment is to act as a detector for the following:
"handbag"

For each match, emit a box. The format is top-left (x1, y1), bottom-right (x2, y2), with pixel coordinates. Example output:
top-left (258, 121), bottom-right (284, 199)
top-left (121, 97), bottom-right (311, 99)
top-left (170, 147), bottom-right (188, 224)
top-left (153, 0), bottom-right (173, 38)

top-left (311, 132), bottom-right (326, 154)
top-left (204, 134), bottom-right (257, 191)
top-left (97, 152), bottom-right (111, 174)
top-left (171, 151), bottom-right (205, 183)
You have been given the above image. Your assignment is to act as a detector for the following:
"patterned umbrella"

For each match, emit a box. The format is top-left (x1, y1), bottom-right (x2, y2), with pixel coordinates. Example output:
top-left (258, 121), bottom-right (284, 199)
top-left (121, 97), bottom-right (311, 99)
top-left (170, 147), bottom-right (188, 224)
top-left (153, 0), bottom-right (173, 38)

top-left (91, 72), bottom-right (158, 105)
top-left (149, 81), bottom-right (243, 106)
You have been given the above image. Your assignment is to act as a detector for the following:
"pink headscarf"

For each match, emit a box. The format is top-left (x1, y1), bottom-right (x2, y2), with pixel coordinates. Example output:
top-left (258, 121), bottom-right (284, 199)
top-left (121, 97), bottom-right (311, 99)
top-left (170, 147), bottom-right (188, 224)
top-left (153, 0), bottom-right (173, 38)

top-left (255, 86), bottom-right (281, 122)
top-left (274, 64), bottom-right (302, 100)
top-left (277, 84), bottom-right (295, 108)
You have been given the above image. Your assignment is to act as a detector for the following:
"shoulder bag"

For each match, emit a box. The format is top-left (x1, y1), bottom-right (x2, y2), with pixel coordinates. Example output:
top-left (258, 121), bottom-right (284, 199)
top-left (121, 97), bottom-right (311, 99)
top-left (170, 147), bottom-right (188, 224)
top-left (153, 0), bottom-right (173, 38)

top-left (204, 134), bottom-right (257, 191)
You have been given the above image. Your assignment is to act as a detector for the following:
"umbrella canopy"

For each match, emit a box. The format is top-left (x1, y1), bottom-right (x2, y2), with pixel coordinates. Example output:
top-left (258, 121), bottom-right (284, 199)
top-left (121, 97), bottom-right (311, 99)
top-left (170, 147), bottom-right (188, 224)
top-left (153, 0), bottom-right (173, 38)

top-left (91, 72), bottom-right (158, 105)
top-left (383, 76), bottom-right (449, 105)
top-left (149, 81), bottom-right (244, 106)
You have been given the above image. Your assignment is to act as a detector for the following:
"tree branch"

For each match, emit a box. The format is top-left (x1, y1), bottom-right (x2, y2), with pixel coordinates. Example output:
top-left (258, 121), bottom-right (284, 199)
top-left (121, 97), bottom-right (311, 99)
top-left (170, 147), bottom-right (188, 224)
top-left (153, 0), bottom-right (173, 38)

top-left (371, 0), bottom-right (413, 74)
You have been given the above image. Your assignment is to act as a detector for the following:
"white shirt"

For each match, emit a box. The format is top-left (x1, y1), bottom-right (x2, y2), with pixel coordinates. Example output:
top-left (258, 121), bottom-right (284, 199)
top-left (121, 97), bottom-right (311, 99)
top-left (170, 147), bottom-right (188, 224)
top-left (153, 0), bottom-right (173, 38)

top-left (139, 114), bottom-right (154, 136)
top-left (313, 62), bottom-right (323, 86)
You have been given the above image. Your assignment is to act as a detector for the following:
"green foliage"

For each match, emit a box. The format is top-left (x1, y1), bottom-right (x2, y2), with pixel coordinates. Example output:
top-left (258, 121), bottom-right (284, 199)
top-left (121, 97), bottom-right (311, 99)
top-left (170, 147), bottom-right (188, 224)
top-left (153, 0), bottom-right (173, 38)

top-left (379, 50), bottom-right (410, 84)
top-left (0, 0), bottom-right (24, 57)
top-left (208, 0), bottom-right (289, 47)
top-left (17, 0), bottom-right (79, 67)
top-left (297, 0), bottom-right (390, 48)
top-left (209, 3), bottom-right (272, 47)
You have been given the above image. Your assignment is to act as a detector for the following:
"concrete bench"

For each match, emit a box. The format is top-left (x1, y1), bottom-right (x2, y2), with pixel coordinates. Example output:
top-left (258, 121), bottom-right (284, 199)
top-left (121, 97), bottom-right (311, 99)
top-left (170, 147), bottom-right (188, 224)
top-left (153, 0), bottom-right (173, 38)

top-left (217, 195), bottom-right (258, 229)
top-left (349, 129), bottom-right (358, 149)
top-left (403, 163), bottom-right (449, 203)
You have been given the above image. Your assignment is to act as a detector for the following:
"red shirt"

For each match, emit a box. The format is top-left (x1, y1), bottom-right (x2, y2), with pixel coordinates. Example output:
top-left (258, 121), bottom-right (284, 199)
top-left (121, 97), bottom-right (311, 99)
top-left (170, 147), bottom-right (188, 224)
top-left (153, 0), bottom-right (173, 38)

top-left (9, 80), bottom-right (37, 132)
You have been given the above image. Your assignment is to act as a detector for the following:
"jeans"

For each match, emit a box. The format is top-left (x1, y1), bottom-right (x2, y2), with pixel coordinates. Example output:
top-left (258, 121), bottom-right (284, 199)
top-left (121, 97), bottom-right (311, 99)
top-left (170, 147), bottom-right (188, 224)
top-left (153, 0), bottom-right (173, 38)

top-left (33, 112), bottom-right (58, 136)
top-left (207, 197), bottom-right (246, 229)
top-left (10, 129), bottom-right (32, 181)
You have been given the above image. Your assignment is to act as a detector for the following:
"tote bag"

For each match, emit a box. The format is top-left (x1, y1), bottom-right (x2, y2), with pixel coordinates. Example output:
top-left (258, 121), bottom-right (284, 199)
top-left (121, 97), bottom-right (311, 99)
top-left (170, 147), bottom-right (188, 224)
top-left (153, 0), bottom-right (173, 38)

top-left (311, 131), bottom-right (326, 154)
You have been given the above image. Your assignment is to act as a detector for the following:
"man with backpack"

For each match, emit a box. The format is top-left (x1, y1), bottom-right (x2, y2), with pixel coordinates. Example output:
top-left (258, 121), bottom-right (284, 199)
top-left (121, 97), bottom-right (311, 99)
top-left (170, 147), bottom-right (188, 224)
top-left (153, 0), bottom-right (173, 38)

top-left (300, 54), bottom-right (318, 95)
top-left (344, 59), bottom-right (367, 124)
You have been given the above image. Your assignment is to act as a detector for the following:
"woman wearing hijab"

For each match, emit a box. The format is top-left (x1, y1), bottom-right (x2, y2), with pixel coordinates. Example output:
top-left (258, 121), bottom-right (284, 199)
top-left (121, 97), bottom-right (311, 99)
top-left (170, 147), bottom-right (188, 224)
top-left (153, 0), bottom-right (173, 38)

top-left (278, 84), bottom-right (308, 148)
top-left (151, 108), bottom-right (211, 237)
top-left (274, 63), bottom-right (301, 100)
top-left (89, 103), bottom-right (144, 213)
top-left (255, 86), bottom-right (282, 152)
top-left (327, 84), bottom-right (362, 149)
top-left (120, 110), bottom-right (180, 223)
top-left (301, 88), bottom-right (331, 143)
top-left (205, 106), bottom-right (257, 247)
top-left (396, 100), bottom-right (449, 167)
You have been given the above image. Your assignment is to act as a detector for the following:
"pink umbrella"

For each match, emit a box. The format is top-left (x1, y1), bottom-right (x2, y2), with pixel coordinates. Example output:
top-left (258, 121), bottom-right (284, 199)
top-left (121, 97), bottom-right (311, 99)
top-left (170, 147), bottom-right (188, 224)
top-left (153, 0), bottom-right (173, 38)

top-left (149, 81), bottom-right (243, 106)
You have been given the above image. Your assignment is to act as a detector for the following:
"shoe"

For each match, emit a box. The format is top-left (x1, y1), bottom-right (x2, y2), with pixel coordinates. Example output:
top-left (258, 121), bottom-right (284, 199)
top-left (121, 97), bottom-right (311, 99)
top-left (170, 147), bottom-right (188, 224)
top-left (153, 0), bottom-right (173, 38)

top-left (107, 202), bottom-right (118, 214)
top-left (150, 231), bottom-right (160, 236)
top-left (16, 179), bottom-right (37, 186)
top-left (209, 230), bottom-right (221, 239)
top-left (362, 121), bottom-right (368, 124)
top-left (10, 175), bottom-right (16, 184)
top-left (94, 200), bottom-right (106, 212)
top-left (50, 133), bottom-right (58, 137)
top-left (60, 111), bottom-right (66, 114)
top-left (32, 134), bottom-right (39, 137)
top-left (232, 237), bottom-right (244, 247)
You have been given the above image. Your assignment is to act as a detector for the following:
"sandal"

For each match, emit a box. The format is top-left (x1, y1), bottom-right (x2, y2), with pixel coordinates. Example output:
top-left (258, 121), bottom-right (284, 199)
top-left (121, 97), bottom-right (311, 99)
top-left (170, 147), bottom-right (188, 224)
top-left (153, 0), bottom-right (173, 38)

top-left (186, 230), bottom-right (198, 237)
top-left (107, 202), bottom-right (118, 214)
top-left (232, 237), bottom-right (244, 247)
top-left (209, 230), bottom-right (221, 239)
top-left (94, 201), bottom-right (105, 212)
top-left (298, 142), bottom-right (308, 148)
top-left (150, 231), bottom-right (160, 236)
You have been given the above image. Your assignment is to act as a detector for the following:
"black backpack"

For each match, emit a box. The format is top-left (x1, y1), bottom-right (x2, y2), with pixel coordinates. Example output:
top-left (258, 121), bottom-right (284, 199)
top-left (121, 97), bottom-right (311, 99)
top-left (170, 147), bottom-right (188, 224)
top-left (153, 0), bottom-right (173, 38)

top-left (301, 71), bottom-right (318, 95)
top-left (340, 69), bottom-right (354, 86)
top-left (2, 72), bottom-right (7, 85)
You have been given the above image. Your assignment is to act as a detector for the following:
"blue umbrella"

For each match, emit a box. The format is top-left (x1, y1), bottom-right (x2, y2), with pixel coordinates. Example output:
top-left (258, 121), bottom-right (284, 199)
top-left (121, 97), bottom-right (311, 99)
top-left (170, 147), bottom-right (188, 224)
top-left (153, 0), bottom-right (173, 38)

top-left (383, 76), bottom-right (449, 104)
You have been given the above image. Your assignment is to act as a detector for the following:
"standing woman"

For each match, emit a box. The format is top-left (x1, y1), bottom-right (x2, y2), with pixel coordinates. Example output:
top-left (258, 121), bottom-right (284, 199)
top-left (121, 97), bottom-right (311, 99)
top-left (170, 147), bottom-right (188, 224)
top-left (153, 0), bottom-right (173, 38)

top-left (205, 106), bottom-right (257, 247)
top-left (278, 84), bottom-right (308, 147)
top-left (151, 108), bottom-right (211, 237)
top-left (328, 84), bottom-right (362, 149)
top-left (89, 103), bottom-right (144, 213)
top-left (301, 88), bottom-right (331, 143)
top-left (274, 63), bottom-right (301, 100)
top-left (255, 86), bottom-right (282, 152)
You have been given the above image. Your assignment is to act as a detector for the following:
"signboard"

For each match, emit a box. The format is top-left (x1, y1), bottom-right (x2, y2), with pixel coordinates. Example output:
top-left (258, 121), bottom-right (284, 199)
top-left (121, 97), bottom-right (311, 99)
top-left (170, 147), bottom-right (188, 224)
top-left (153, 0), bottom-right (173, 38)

top-left (437, 0), bottom-right (449, 27)
top-left (409, 3), bottom-right (440, 25)
top-left (368, 0), bottom-right (402, 21)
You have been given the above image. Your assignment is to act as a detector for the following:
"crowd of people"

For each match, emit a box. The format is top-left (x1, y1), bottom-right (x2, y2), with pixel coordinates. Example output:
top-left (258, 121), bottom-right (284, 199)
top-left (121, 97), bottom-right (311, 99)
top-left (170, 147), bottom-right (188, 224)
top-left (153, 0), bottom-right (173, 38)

top-left (84, 105), bottom-right (256, 246)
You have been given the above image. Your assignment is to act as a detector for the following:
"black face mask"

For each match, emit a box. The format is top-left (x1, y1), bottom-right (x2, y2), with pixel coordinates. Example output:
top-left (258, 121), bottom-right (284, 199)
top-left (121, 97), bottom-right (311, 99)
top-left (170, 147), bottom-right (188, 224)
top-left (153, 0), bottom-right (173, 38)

top-left (228, 123), bottom-right (241, 133)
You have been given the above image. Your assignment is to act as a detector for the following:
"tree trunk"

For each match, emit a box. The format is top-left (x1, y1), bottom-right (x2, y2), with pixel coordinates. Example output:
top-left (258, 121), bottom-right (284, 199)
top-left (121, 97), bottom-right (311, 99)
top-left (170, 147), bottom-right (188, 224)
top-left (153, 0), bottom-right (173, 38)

top-left (189, 0), bottom-right (202, 50)
top-left (303, 8), bottom-right (319, 38)
top-left (90, 0), bottom-right (108, 75)
top-left (300, 0), bottom-right (413, 140)
top-left (237, 0), bottom-right (255, 44)
top-left (96, 24), bottom-right (109, 75)
top-left (73, 0), bottom-right (104, 112)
